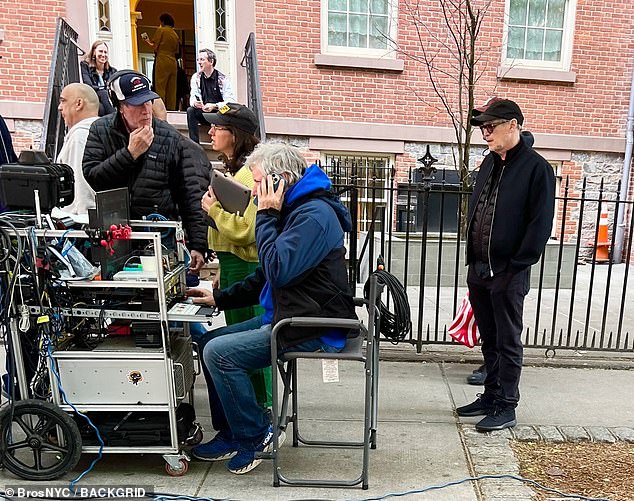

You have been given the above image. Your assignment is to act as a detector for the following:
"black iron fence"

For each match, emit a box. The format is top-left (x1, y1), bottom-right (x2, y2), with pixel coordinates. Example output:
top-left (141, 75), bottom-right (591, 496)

top-left (42, 18), bottom-right (81, 161)
top-left (321, 158), bottom-right (634, 355)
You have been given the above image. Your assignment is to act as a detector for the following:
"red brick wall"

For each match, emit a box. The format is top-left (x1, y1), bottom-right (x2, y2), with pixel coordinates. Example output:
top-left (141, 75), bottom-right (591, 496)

top-left (0, 0), bottom-right (66, 103)
top-left (255, 0), bottom-right (634, 137)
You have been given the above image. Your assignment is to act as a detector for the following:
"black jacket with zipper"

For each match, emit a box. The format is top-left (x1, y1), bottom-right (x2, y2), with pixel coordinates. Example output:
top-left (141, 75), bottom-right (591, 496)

top-left (82, 113), bottom-right (210, 253)
top-left (466, 134), bottom-right (555, 276)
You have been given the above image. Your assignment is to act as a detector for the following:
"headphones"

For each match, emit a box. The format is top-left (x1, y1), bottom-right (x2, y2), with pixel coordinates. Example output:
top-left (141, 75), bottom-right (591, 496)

top-left (107, 69), bottom-right (144, 109)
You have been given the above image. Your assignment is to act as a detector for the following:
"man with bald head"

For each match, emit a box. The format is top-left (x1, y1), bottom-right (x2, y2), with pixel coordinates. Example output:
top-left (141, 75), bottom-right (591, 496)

top-left (57, 83), bottom-right (100, 214)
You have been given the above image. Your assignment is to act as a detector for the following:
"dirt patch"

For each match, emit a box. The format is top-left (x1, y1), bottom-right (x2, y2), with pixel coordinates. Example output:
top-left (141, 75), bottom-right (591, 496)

top-left (511, 441), bottom-right (634, 501)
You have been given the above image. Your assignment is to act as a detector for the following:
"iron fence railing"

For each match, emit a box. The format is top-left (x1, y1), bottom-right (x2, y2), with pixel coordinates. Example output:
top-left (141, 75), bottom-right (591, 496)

top-left (321, 160), bottom-right (634, 355)
top-left (41, 18), bottom-right (81, 161)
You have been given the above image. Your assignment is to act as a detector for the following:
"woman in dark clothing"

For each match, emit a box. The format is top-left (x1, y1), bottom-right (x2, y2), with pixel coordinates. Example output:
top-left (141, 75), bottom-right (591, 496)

top-left (80, 40), bottom-right (118, 116)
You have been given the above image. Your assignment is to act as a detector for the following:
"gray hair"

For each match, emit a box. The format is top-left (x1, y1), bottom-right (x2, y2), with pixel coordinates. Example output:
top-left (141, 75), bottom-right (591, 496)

top-left (244, 142), bottom-right (306, 185)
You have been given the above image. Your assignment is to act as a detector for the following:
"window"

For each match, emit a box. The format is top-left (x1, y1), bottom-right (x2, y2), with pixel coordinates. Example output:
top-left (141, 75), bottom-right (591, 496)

top-left (215, 0), bottom-right (227, 42)
top-left (503, 0), bottom-right (577, 70)
top-left (322, 0), bottom-right (397, 56)
top-left (98, 0), bottom-right (111, 32)
top-left (321, 153), bottom-right (392, 233)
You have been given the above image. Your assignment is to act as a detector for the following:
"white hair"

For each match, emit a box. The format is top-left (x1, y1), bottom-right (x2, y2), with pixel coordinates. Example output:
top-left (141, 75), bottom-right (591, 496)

top-left (244, 142), bottom-right (306, 185)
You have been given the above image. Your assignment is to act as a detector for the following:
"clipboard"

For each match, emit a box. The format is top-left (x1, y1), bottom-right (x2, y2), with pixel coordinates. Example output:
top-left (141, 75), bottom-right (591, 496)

top-left (209, 169), bottom-right (251, 214)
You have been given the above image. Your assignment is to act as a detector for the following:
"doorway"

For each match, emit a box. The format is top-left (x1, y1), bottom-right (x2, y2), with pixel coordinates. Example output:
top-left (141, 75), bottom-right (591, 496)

top-left (134, 0), bottom-right (196, 111)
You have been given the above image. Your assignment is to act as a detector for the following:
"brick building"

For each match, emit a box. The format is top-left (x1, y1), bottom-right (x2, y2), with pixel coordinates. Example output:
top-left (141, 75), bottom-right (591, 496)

top-left (1, 0), bottom-right (633, 257)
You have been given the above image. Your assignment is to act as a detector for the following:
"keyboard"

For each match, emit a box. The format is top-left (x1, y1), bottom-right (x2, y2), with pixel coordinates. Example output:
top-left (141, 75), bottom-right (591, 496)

top-left (168, 302), bottom-right (202, 316)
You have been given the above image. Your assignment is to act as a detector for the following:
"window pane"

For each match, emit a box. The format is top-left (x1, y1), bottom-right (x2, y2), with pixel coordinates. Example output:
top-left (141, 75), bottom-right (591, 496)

top-left (370, 0), bottom-right (388, 15)
top-left (544, 29), bottom-right (562, 61)
top-left (506, 26), bottom-right (526, 59)
top-left (329, 0), bottom-right (346, 11)
top-left (546, 0), bottom-right (566, 28)
top-left (349, 13), bottom-right (368, 48)
top-left (350, 0), bottom-right (369, 13)
top-left (369, 15), bottom-right (388, 48)
top-left (509, 0), bottom-right (528, 25)
top-left (526, 27), bottom-right (545, 59)
top-left (528, 0), bottom-right (546, 27)
top-left (328, 12), bottom-right (348, 46)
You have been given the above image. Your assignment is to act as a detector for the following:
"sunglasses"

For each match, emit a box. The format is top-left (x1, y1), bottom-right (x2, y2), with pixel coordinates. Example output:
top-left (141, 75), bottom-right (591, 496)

top-left (479, 120), bottom-right (509, 135)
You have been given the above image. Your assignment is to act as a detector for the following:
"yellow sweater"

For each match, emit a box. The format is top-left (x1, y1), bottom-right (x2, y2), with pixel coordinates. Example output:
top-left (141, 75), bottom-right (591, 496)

top-left (207, 165), bottom-right (258, 262)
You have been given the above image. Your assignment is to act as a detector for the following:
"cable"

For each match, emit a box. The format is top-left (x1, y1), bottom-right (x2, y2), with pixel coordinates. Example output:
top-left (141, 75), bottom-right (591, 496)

top-left (46, 341), bottom-right (105, 491)
top-left (341, 473), bottom-right (611, 501)
top-left (363, 257), bottom-right (411, 344)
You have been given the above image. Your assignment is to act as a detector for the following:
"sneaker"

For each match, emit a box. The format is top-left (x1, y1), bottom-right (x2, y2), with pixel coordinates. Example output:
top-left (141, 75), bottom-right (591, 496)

top-left (227, 425), bottom-right (286, 475)
top-left (475, 406), bottom-right (517, 432)
top-left (191, 431), bottom-right (239, 461)
top-left (466, 364), bottom-right (487, 385)
top-left (456, 393), bottom-right (495, 417)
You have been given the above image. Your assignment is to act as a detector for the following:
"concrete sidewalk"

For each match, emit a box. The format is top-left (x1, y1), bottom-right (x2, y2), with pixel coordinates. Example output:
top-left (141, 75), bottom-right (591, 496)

top-left (1, 358), bottom-right (633, 501)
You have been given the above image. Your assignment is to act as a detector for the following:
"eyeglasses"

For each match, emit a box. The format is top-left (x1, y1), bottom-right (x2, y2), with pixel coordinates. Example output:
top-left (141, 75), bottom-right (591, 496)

top-left (210, 125), bottom-right (230, 133)
top-left (479, 120), bottom-right (509, 135)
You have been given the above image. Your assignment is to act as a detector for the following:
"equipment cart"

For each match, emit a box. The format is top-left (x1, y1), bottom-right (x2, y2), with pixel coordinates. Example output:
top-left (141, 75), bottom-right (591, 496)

top-left (0, 220), bottom-right (214, 480)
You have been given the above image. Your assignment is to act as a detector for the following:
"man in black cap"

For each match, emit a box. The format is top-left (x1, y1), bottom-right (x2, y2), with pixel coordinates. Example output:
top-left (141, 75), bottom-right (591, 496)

top-left (457, 98), bottom-right (555, 431)
top-left (82, 70), bottom-right (210, 270)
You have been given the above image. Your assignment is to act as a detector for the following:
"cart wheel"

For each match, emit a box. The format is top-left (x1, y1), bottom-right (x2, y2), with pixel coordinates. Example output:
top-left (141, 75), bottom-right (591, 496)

top-left (165, 458), bottom-right (189, 477)
top-left (186, 427), bottom-right (203, 446)
top-left (0, 399), bottom-right (82, 480)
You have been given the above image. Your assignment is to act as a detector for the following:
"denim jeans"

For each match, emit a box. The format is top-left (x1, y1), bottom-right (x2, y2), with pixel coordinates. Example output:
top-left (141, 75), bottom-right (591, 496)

top-left (186, 106), bottom-right (208, 143)
top-left (200, 315), bottom-right (340, 449)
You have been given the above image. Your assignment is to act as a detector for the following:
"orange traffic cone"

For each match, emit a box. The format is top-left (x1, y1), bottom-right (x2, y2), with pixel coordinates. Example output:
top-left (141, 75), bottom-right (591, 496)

top-left (594, 203), bottom-right (610, 262)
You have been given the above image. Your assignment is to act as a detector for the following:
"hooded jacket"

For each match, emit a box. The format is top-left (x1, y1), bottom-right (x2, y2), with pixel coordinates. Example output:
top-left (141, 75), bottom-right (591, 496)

top-left (57, 116), bottom-right (98, 214)
top-left (467, 132), bottom-right (555, 276)
top-left (82, 112), bottom-right (210, 253)
top-left (212, 164), bottom-right (357, 349)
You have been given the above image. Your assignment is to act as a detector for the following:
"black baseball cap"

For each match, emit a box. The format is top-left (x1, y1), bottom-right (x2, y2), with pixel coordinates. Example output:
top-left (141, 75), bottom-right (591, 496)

top-left (203, 103), bottom-right (258, 135)
top-left (110, 71), bottom-right (159, 106)
top-left (470, 98), bottom-right (524, 126)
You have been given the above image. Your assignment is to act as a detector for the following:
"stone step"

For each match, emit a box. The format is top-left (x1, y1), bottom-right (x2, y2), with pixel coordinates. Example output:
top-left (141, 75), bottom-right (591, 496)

top-left (166, 111), bottom-right (219, 164)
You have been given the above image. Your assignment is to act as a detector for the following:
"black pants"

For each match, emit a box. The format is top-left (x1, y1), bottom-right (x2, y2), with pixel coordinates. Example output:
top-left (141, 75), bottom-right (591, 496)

top-left (467, 265), bottom-right (530, 408)
top-left (186, 107), bottom-right (209, 143)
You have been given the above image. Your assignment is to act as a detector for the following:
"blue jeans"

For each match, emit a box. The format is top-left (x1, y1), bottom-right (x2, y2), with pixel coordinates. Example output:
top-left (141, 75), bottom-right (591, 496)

top-left (200, 315), bottom-right (340, 449)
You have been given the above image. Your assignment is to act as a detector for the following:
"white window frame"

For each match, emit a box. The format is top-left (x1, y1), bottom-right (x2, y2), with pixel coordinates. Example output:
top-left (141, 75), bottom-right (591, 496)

top-left (321, 152), bottom-right (393, 233)
top-left (321, 0), bottom-right (398, 58)
top-left (502, 0), bottom-right (577, 71)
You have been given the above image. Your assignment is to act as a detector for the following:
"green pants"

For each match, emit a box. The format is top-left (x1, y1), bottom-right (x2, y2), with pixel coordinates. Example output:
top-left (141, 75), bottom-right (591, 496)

top-left (217, 252), bottom-right (272, 408)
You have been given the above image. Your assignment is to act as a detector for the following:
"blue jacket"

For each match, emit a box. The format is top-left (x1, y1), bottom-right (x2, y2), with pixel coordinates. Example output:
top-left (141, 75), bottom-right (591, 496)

top-left (212, 164), bottom-right (357, 348)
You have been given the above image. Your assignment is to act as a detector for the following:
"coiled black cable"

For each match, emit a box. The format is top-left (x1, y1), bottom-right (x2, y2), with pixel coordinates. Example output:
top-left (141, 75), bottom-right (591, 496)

top-left (364, 260), bottom-right (411, 344)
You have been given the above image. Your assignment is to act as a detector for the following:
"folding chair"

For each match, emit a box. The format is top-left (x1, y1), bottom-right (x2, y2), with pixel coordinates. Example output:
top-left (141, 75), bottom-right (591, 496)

top-left (269, 274), bottom-right (382, 489)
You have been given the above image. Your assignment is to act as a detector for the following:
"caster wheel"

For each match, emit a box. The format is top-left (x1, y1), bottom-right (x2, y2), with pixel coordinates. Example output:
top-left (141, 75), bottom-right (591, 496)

top-left (165, 458), bottom-right (189, 477)
top-left (0, 399), bottom-right (82, 480)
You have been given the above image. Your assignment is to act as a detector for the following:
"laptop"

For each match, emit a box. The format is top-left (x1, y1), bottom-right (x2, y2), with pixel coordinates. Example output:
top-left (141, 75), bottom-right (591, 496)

top-left (209, 169), bottom-right (251, 215)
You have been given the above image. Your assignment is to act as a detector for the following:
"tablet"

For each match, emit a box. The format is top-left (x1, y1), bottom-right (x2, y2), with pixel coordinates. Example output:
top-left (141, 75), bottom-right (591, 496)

top-left (210, 169), bottom-right (251, 214)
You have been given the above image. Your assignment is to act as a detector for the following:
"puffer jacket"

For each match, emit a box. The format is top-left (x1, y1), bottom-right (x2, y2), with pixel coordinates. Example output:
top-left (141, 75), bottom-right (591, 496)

top-left (82, 113), bottom-right (210, 253)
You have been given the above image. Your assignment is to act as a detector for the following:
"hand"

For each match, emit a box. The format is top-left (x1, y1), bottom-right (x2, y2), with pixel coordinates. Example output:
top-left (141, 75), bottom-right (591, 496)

top-left (256, 175), bottom-right (285, 211)
top-left (202, 103), bottom-right (216, 113)
top-left (194, 101), bottom-right (203, 109)
top-left (201, 187), bottom-right (217, 213)
top-left (185, 287), bottom-right (215, 306)
top-left (212, 270), bottom-right (220, 290)
top-left (189, 250), bottom-right (205, 272)
top-left (128, 125), bottom-right (154, 160)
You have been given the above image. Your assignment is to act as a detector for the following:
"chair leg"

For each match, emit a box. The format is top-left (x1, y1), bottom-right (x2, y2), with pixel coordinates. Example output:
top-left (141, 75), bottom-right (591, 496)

top-left (290, 360), bottom-right (299, 447)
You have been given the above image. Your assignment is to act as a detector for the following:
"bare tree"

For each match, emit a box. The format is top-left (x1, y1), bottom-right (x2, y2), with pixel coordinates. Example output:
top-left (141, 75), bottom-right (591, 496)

top-left (390, 0), bottom-right (492, 193)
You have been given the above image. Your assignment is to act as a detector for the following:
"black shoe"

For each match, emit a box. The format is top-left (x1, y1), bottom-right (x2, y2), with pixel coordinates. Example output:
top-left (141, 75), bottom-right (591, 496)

top-left (475, 406), bottom-right (517, 432)
top-left (467, 364), bottom-right (487, 385)
top-left (456, 393), bottom-right (495, 417)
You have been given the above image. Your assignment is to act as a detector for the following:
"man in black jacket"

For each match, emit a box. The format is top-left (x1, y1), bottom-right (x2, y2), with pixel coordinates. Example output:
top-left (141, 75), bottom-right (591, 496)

top-left (82, 70), bottom-right (209, 269)
top-left (457, 99), bottom-right (555, 431)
